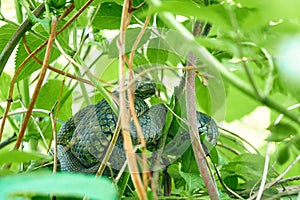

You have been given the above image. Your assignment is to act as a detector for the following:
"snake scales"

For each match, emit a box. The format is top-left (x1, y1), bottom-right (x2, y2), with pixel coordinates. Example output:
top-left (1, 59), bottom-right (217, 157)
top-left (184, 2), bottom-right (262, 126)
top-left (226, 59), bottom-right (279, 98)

top-left (57, 81), bottom-right (219, 174)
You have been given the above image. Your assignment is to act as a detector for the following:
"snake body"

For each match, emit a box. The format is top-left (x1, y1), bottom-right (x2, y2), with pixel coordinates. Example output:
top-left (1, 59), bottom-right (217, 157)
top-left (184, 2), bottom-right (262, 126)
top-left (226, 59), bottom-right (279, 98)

top-left (57, 82), bottom-right (219, 174)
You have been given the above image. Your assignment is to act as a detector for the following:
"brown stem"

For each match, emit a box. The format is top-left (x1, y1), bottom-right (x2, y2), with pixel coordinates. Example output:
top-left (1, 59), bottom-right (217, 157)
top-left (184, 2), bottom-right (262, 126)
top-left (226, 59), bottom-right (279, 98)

top-left (185, 21), bottom-right (219, 200)
top-left (118, 0), bottom-right (147, 199)
top-left (13, 17), bottom-right (58, 150)
top-left (128, 15), bottom-right (151, 194)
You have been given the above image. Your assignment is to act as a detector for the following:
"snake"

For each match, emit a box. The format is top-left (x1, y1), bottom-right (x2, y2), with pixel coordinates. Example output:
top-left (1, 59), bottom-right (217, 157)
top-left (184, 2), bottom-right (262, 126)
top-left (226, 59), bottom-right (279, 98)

top-left (57, 81), bottom-right (219, 174)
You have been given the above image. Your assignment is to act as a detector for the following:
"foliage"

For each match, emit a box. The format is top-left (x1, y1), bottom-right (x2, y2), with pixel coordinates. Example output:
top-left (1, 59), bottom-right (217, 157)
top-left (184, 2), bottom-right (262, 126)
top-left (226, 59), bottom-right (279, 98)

top-left (0, 0), bottom-right (299, 199)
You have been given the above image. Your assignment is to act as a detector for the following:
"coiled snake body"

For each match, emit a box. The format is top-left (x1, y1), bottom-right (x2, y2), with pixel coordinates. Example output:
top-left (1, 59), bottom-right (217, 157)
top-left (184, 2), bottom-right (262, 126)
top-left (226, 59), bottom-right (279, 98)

top-left (57, 82), bottom-right (219, 174)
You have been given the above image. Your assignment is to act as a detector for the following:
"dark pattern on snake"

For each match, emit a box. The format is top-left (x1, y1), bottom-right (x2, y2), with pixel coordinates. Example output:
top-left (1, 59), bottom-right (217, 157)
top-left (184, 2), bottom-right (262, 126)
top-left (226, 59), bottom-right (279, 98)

top-left (57, 82), bottom-right (219, 174)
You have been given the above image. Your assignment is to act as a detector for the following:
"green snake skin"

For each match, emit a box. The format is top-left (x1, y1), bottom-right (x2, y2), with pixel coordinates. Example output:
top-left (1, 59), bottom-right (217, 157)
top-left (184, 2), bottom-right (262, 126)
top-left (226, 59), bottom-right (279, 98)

top-left (57, 82), bottom-right (219, 174)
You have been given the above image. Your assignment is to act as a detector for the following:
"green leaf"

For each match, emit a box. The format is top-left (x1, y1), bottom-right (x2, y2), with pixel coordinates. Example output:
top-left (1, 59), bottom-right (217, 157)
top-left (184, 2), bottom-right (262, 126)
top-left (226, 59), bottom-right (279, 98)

top-left (224, 175), bottom-right (238, 190)
top-left (0, 24), bottom-right (18, 75)
top-left (95, 57), bottom-right (119, 81)
top-left (195, 76), bottom-right (211, 114)
top-left (0, 171), bottom-right (117, 200)
top-left (74, 0), bottom-right (123, 10)
top-left (92, 2), bottom-right (123, 30)
top-left (292, 136), bottom-right (300, 151)
top-left (277, 145), bottom-right (290, 165)
top-left (35, 79), bottom-right (72, 120)
top-left (225, 79), bottom-right (258, 122)
top-left (0, 150), bottom-right (48, 165)
top-left (147, 37), bottom-right (169, 64)
top-left (0, 24), bottom-right (18, 53)
top-left (266, 123), bottom-right (297, 142)
top-left (149, 1), bottom-right (240, 30)
top-left (241, 0), bottom-right (300, 31)
top-left (178, 164), bottom-right (204, 193)
top-left (0, 72), bottom-right (11, 101)
top-left (221, 153), bottom-right (265, 185)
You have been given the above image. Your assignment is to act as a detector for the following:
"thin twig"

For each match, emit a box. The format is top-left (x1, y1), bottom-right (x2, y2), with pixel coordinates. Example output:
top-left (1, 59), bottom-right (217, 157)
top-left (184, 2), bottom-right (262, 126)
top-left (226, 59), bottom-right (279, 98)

top-left (0, 133), bottom-right (17, 149)
top-left (255, 142), bottom-right (272, 200)
top-left (95, 118), bottom-right (121, 176)
top-left (50, 111), bottom-right (57, 172)
top-left (0, 108), bottom-right (51, 120)
top-left (249, 154), bottom-right (300, 200)
top-left (18, 100), bottom-right (50, 151)
top-left (216, 143), bottom-right (240, 155)
top-left (219, 127), bottom-right (261, 155)
top-left (276, 176), bottom-right (300, 185)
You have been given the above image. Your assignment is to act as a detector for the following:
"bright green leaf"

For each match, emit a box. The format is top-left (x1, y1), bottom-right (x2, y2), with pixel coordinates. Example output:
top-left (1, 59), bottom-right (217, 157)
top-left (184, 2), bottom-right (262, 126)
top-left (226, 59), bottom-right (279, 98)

top-left (266, 123), bottom-right (297, 142)
top-left (148, 1), bottom-right (238, 30)
top-left (224, 175), bottom-right (238, 190)
top-left (92, 2), bottom-right (123, 30)
top-left (178, 165), bottom-right (204, 193)
top-left (225, 83), bottom-right (258, 122)
top-left (35, 79), bottom-right (72, 120)
top-left (277, 145), bottom-right (290, 165)
top-left (0, 171), bottom-right (117, 200)
top-left (147, 38), bottom-right (169, 64)
top-left (0, 72), bottom-right (11, 101)
top-left (0, 150), bottom-right (48, 165)
top-left (0, 24), bottom-right (18, 53)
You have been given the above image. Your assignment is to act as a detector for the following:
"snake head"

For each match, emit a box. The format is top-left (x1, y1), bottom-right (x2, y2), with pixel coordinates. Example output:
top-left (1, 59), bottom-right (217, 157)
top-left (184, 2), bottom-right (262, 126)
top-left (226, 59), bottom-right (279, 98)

top-left (134, 81), bottom-right (156, 99)
top-left (197, 112), bottom-right (219, 146)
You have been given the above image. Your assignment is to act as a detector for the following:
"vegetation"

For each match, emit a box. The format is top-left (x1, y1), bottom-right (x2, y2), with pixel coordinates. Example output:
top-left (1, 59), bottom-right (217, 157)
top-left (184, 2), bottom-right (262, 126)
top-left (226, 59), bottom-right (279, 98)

top-left (0, 0), bottom-right (299, 199)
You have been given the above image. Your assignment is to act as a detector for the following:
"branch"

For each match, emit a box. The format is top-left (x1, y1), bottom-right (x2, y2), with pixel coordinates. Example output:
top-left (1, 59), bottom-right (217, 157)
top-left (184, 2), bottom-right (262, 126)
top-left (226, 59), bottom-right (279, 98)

top-left (13, 16), bottom-right (58, 150)
top-left (0, 3), bottom-right (45, 75)
top-left (185, 21), bottom-right (220, 200)
top-left (118, 0), bottom-right (147, 199)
